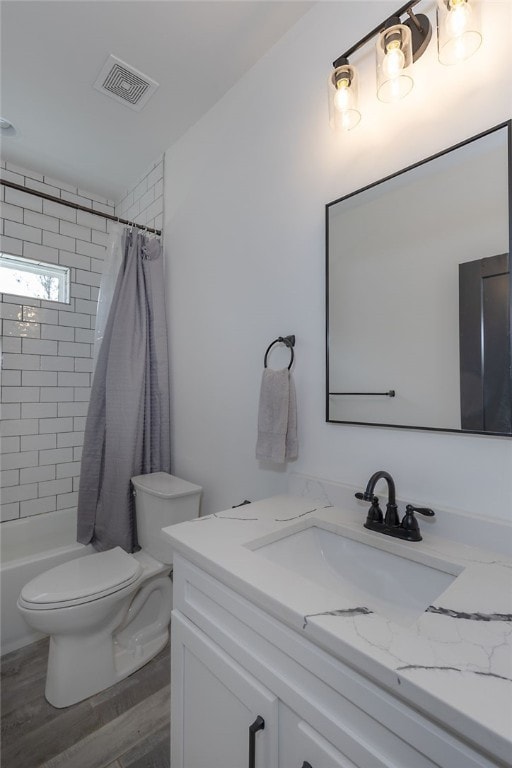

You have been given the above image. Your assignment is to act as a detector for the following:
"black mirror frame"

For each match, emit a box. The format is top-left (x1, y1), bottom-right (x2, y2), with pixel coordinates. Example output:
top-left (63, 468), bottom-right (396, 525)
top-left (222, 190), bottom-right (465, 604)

top-left (325, 119), bottom-right (512, 437)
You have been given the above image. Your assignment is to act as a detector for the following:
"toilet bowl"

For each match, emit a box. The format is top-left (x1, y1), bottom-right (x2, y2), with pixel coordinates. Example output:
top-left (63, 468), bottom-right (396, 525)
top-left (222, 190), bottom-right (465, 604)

top-left (17, 472), bottom-right (201, 708)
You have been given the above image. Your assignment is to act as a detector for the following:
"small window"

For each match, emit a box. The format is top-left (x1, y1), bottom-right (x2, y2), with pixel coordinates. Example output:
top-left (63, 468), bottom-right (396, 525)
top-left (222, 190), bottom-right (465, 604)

top-left (0, 253), bottom-right (70, 303)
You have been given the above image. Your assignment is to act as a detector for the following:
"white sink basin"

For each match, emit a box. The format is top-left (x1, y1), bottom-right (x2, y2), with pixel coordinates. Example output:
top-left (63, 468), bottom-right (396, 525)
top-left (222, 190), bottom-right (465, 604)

top-left (252, 525), bottom-right (462, 626)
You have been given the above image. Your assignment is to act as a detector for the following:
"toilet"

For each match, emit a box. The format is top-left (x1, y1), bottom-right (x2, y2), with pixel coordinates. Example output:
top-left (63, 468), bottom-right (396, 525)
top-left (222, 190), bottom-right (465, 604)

top-left (17, 472), bottom-right (201, 708)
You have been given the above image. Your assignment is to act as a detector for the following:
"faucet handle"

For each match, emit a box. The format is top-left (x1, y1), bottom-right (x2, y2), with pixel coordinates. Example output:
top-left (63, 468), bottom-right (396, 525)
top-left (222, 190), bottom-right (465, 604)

top-left (406, 504), bottom-right (435, 517)
top-left (399, 504), bottom-right (435, 541)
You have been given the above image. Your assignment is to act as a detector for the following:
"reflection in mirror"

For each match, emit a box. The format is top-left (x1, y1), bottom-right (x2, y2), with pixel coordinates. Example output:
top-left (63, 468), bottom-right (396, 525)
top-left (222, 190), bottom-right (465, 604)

top-left (326, 121), bottom-right (511, 435)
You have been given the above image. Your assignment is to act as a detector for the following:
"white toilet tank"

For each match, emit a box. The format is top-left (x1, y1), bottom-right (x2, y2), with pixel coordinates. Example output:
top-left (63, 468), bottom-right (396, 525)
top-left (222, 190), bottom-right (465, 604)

top-left (131, 472), bottom-right (202, 565)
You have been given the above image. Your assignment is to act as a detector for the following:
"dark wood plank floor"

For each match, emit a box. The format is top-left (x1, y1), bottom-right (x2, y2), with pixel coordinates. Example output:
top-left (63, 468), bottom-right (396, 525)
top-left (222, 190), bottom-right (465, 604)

top-left (1, 637), bottom-right (170, 768)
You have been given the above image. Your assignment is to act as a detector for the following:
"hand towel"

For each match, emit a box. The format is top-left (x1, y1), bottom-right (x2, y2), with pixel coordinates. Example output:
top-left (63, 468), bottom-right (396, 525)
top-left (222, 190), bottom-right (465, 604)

top-left (256, 368), bottom-right (298, 463)
top-left (285, 373), bottom-right (298, 461)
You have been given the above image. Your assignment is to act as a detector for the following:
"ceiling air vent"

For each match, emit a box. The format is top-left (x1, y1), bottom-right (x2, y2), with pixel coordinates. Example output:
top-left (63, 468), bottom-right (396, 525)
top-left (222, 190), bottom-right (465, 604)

top-left (93, 55), bottom-right (159, 112)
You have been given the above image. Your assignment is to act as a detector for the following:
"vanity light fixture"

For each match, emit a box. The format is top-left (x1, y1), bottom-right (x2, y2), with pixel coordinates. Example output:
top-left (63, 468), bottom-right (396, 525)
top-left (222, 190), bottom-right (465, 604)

top-left (329, 0), bottom-right (482, 130)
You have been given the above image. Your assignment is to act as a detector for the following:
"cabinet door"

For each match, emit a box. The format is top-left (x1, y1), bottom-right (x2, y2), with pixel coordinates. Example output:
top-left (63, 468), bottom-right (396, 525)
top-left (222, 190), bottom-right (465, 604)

top-left (171, 611), bottom-right (278, 768)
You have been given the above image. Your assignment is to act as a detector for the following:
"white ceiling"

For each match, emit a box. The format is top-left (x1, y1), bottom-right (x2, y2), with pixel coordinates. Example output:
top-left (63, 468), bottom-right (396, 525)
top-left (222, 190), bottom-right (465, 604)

top-left (0, 1), bottom-right (313, 201)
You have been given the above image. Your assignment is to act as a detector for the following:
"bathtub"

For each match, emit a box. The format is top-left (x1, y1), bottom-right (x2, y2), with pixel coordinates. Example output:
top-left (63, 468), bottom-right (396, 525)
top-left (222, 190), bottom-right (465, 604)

top-left (0, 508), bottom-right (93, 655)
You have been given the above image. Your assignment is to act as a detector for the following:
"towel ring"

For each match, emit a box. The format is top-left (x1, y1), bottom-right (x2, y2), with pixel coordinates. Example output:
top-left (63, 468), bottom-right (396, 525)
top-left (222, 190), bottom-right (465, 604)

top-left (264, 335), bottom-right (295, 370)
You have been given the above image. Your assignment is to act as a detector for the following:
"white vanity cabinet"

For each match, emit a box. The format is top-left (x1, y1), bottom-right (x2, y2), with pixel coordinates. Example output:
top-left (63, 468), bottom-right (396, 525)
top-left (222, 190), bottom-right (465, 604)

top-left (171, 553), bottom-right (505, 768)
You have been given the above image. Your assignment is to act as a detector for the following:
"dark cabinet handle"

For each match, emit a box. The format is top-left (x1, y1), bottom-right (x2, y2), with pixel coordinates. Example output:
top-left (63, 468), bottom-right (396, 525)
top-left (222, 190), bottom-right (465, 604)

top-left (248, 715), bottom-right (265, 768)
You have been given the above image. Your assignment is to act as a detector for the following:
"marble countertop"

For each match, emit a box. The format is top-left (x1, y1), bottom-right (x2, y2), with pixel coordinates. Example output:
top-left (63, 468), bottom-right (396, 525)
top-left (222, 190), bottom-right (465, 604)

top-left (163, 494), bottom-right (512, 764)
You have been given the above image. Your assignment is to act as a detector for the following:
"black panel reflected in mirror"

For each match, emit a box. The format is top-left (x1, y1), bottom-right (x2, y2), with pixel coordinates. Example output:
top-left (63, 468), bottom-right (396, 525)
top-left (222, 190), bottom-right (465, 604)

top-left (459, 253), bottom-right (511, 433)
top-left (326, 121), bottom-right (511, 436)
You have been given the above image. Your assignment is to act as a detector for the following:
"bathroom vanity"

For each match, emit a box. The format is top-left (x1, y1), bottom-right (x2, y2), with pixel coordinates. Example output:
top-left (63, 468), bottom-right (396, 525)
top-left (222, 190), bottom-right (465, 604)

top-left (164, 495), bottom-right (512, 768)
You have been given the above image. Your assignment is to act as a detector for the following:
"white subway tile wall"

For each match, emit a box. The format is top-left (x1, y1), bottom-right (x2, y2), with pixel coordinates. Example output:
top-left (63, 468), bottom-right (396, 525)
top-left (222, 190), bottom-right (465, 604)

top-left (0, 156), bottom-right (164, 523)
top-left (116, 157), bottom-right (164, 233)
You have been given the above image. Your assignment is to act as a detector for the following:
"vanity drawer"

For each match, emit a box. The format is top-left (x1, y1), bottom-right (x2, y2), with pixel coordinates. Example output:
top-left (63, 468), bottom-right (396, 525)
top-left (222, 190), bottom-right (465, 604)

top-left (279, 702), bottom-right (389, 768)
top-left (173, 555), bottom-right (502, 768)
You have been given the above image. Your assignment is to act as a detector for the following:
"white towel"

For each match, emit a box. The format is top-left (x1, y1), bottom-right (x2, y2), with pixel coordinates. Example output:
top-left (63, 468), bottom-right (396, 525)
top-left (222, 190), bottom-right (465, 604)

top-left (256, 368), bottom-right (298, 463)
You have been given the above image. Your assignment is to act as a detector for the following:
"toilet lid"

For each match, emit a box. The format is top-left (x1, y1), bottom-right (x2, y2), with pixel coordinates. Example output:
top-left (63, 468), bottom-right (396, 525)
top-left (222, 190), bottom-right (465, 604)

top-left (131, 471), bottom-right (202, 498)
top-left (20, 547), bottom-right (142, 606)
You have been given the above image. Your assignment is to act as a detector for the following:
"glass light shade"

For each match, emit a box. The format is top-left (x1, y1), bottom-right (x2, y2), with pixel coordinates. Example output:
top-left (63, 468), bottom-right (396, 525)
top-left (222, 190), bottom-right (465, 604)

top-left (437, 0), bottom-right (482, 65)
top-left (328, 64), bottom-right (361, 132)
top-left (376, 23), bottom-right (414, 103)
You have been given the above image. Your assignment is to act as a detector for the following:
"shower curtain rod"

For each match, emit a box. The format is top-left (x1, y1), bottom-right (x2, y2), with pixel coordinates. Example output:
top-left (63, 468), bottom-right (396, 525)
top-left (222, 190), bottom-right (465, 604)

top-left (0, 179), bottom-right (162, 236)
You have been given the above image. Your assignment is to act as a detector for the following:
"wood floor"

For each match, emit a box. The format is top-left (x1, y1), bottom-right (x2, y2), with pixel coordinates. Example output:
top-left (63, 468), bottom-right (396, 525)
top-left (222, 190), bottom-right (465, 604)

top-left (1, 637), bottom-right (170, 768)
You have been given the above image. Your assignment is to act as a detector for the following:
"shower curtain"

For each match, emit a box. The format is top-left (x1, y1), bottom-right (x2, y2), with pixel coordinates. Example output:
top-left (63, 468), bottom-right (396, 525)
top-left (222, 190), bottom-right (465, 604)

top-left (77, 228), bottom-right (171, 553)
top-left (92, 222), bottom-right (124, 373)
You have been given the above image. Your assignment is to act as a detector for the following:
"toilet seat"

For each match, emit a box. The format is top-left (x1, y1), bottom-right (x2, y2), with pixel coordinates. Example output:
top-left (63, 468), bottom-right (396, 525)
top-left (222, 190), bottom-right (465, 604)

top-left (19, 547), bottom-right (142, 610)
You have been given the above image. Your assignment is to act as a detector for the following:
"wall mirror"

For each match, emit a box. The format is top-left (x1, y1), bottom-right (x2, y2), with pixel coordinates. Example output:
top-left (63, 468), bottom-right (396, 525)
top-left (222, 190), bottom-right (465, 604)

top-left (326, 121), bottom-right (511, 436)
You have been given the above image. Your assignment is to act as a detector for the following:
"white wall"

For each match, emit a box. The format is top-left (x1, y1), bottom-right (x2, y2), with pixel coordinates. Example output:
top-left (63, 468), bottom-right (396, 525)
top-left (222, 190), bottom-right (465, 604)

top-left (164, 1), bottom-right (512, 520)
top-left (116, 156), bottom-right (164, 234)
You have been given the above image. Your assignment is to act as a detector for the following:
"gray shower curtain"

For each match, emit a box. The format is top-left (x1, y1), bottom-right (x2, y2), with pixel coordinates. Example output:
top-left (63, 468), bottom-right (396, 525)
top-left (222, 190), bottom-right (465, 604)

top-left (77, 229), bottom-right (170, 553)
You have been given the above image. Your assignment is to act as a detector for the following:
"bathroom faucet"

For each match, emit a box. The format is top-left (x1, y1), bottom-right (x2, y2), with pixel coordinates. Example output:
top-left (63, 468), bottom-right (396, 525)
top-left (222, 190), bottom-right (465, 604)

top-left (355, 470), bottom-right (435, 541)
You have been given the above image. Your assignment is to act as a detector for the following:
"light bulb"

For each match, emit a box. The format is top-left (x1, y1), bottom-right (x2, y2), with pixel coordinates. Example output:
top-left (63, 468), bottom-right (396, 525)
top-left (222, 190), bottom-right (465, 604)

top-left (334, 82), bottom-right (350, 112)
top-left (446, 0), bottom-right (471, 37)
top-left (382, 44), bottom-right (406, 78)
